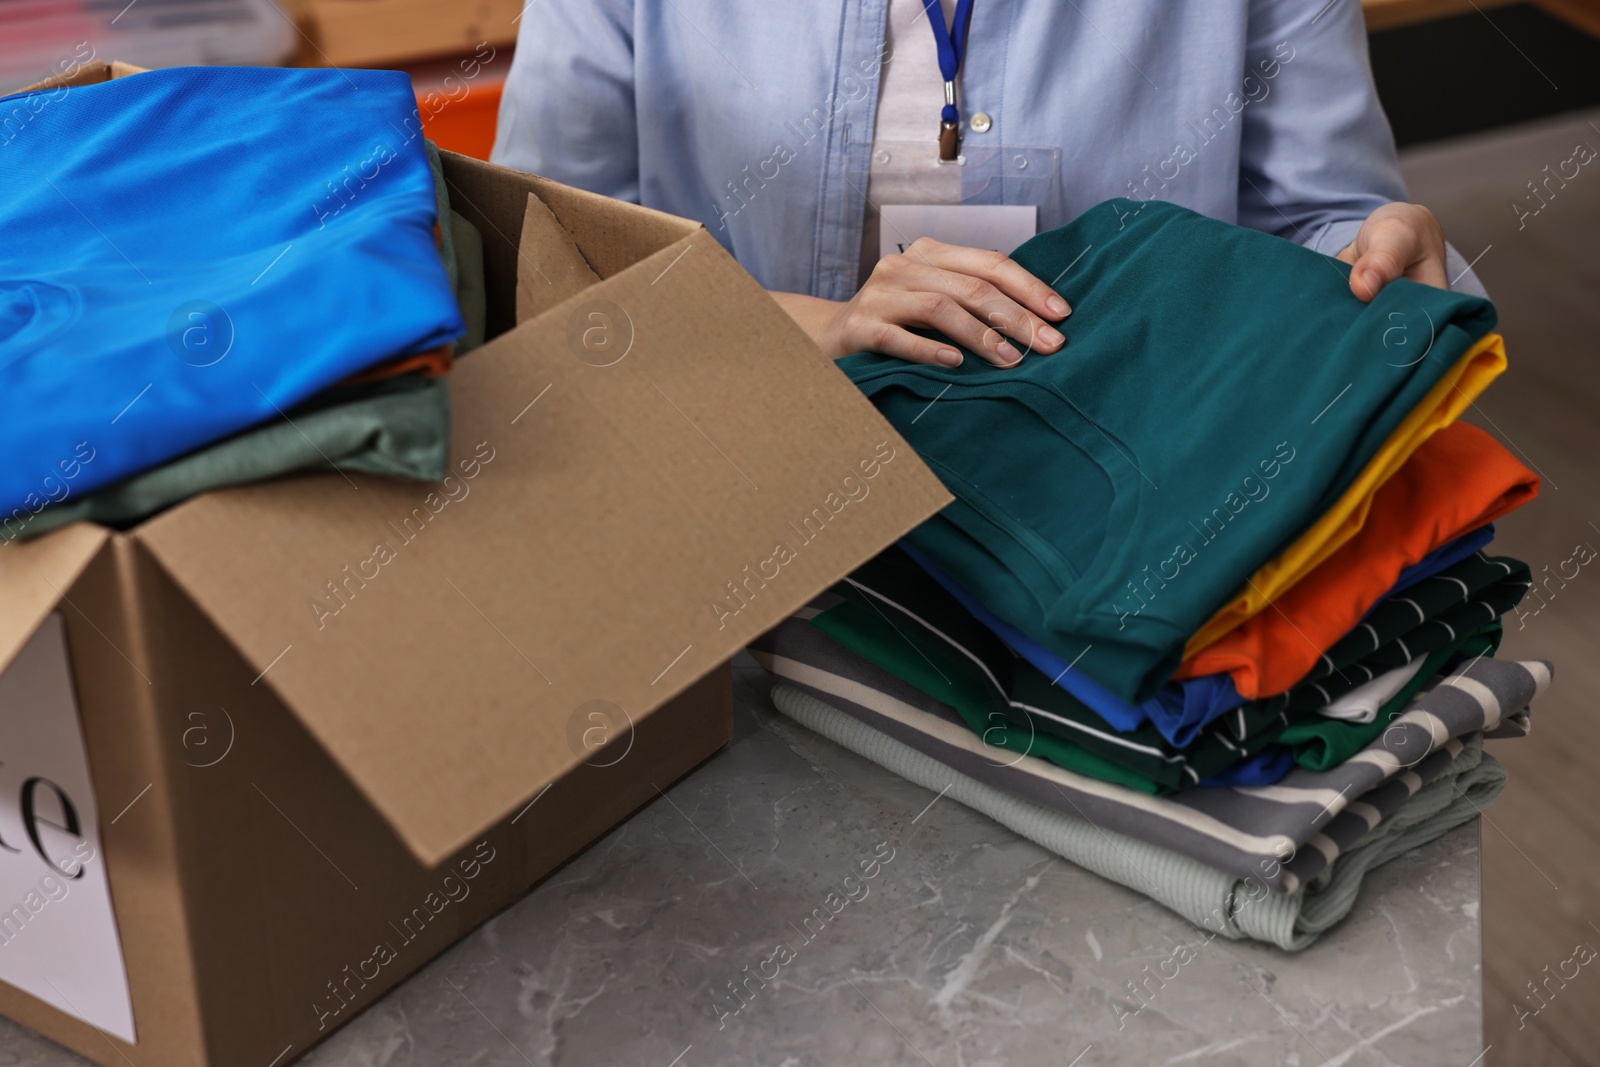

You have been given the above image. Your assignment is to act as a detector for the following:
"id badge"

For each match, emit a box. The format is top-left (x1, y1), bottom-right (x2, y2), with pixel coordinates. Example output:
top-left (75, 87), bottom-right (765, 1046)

top-left (879, 204), bottom-right (1037, 259)
top-left (867, 141), bottom-right (1063, 262)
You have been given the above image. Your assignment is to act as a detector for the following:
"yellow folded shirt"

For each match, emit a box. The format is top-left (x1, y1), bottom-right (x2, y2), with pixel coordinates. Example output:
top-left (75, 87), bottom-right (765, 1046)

top-left (1183, 331), bottom-right (1508, 658)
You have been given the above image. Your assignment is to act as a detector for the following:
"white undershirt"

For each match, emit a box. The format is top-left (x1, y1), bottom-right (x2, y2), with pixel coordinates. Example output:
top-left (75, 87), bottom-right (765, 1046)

top-left (860, 0), bottom-right (960, 286)
top-left (877, 0), bottom-right (954, 141)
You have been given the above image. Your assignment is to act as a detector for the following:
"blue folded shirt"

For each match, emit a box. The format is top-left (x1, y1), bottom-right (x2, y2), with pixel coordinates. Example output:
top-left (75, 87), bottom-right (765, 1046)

top-left (903, 542), bottom-right (1246, 746)
top-left (1368, 524), bottom-right (1496, 615)
top-left (1200, 745), bottom-right (1296, 787)
top-left (0, 67), bottom-right (463, 521)
top-left (906, 526), bottom-right (1497, 748)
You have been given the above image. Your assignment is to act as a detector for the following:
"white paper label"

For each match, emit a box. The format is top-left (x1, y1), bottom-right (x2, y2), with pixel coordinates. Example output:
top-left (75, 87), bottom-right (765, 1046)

top-left (878, 204), bottom-right (1038, 261)
top-left (0, 614), bottom-right (135, 1043)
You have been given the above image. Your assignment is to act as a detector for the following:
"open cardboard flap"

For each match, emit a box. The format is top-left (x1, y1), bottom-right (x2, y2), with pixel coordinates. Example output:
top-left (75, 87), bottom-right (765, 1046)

top-left (133, 185), bottom-right (951, 865)
top-left (0, 524), bottom-right (109, 677)
top-left (16, 61), bottom-right (144, 95)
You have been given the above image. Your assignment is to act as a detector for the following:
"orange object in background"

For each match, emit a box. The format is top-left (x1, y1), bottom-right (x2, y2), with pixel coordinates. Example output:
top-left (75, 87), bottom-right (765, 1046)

top-left (415, 75), bottom-right (502, 159)
top-left (401, 45), bottom-right (508, 161)
top-left (294, 0), bottom-right (516, 158)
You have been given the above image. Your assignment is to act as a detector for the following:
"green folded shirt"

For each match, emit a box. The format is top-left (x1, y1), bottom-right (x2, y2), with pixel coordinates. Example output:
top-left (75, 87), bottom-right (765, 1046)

top-left (811, 598), bottom-right (1168, 794)
top-left (1283, 621), bottom-right (1503, 771)
top-left (428, 139), bottom-right (487, 356)
top-left (822, 548), bottom-right (1290, 791)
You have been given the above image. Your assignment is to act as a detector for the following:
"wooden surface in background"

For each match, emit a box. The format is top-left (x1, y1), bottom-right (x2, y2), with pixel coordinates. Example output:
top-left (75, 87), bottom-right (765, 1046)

top-left (294, 0), bottom-right (522, 68)
top-left (280, 0), bottom-right (1600, 72)
top-left (1365, 0), bottom-right (1600, 35)
top-left (1364, 0), bottom-right (1518, 31)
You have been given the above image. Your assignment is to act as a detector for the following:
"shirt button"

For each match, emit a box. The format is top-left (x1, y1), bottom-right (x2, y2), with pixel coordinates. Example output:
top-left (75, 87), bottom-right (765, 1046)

top-left (970, 112), bottom-right (992, 133)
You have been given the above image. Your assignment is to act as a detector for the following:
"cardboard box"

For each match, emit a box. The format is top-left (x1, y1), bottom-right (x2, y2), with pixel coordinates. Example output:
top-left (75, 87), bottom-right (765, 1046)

top-left (0, 64), bottom-right (950, 1067)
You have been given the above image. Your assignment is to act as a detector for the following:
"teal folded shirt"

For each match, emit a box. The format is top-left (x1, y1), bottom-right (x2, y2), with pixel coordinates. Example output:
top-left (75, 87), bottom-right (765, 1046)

top-left (838, 199), bottom-right (1497, 704)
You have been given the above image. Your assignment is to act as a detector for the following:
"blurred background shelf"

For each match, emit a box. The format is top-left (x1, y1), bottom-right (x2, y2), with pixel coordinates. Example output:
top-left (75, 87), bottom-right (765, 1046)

top-left (0, 0), bottom-right (296, 94)
top-left (0, 0), bottom-right (513, 158)
top-left (1369, 1), bottom-right (1600, 146)
top-left (290, 0), bottom-right (519, 69)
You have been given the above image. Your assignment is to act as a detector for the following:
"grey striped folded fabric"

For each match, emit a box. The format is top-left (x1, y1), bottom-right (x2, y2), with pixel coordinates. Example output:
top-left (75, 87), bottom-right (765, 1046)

top-left (770, 683), bottom-right (1506, 952)
top-left (749, 615), bottom-right (1549, 893)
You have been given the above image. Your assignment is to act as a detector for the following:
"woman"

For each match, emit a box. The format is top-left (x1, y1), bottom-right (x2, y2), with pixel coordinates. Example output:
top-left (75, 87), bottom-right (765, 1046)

top-left (493, 0), bottom-right (1477, 368)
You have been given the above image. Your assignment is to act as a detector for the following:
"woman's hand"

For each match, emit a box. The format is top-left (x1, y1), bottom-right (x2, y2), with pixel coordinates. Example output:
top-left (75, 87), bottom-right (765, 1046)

top-left (1335, 202), bottom-right (1449, 301)
top-left (770, 237), bottom-right (1070, 366)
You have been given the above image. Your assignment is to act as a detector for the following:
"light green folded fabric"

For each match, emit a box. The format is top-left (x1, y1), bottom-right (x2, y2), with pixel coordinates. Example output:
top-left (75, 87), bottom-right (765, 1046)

top-left (1249, 736), bottom-right (1501, 946)
top-left (7, 375), bottom-right (449, 540)
top-left (450, 207), bottom-right (487, 356)
top-left (770, 682), bottom-right (1503, 952)
top-left (426, 140), bottom-right (459, 297)
top-left (427, 139), bottom-right (486, 356)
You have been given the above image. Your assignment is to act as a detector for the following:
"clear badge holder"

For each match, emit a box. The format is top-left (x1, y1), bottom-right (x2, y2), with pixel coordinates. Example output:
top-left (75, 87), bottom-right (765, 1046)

top-left (868, 141), bottom-right (1064, 217)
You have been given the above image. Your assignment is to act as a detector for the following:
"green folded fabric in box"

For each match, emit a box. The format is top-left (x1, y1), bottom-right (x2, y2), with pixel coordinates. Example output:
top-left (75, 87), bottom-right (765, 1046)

top-left (430, 139), bottom-right (488, 357)
top-left (7, 374), bottom-right (450, 540)
top-left (451, 207), bottom-right (487, 356)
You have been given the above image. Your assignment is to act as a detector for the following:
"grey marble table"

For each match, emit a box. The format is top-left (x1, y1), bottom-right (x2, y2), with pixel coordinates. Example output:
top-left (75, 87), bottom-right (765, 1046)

top-left (3, 658), bottom-right (1485, 1067)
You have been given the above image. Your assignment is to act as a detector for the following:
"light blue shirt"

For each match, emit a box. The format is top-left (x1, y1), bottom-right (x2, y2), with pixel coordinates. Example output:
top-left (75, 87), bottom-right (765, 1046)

top-left (493, 0), bottom-right (1482, 301)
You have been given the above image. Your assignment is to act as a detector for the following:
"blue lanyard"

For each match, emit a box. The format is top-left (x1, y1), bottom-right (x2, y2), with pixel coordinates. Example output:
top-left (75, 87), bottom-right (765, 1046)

top-left (924, 0), bottom-right (975, 124)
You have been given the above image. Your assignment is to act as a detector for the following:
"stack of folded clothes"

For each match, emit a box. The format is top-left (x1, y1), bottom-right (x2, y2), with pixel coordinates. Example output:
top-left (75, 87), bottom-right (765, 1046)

top-left (0, 66), bottom-right (488, 542)
top-left (751, 199), bottom-right (1551, 950)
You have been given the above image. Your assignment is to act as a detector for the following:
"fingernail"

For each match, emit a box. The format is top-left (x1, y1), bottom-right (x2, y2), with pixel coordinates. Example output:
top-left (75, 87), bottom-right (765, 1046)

top-left (995, 341), bottom-right (1019, 364)
top-left (1046, 295), bottom-right (1069, 317)
top-left (1039, 325), bottom-right (1064, 347)
top-left (936, 347), bottom-right (963, 367)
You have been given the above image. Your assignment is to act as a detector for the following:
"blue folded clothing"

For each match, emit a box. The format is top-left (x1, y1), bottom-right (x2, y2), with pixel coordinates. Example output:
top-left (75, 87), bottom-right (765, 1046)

top-left (904, 542), bottom-right (1247, 746)
top-left (906, 526), bottom-right (1498, 749)
top-left (1200, 745), bottom-right (1295, 787)
top-left (0, 66), bottom-right (463, 520)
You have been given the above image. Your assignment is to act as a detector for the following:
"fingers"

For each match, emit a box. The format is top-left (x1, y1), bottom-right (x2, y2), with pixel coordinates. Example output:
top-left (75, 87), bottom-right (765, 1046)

top-left (844, 289), bottom-right (1008, 367)
top-left (903, 237), bottom-right (1072, 322)
top-left (847, 238), bottom-right (1075, 369)
top-left (1348, 204), bottom-right (1448, 301)
top-left (850, 320), bottom-right (966, 368)
top-left (888, 258), bottom-right (1063, 359)
top-left (1349, 234), bottom-right (1413, 302)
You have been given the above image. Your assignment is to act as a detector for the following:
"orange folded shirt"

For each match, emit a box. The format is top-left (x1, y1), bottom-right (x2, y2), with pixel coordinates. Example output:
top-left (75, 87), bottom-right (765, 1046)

top-left (1174, 420), bottom-right (1539, 699)
top-left (1183, 333), bottom-right (1506, 656)
top-left (337, 345), bottom-right (454, 387)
